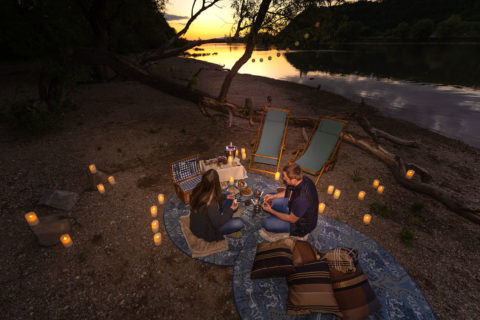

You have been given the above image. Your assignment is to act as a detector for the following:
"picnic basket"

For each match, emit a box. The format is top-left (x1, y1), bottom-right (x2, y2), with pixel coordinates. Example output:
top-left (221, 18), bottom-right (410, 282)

top-left (170, 154), bottom-right (202, 204)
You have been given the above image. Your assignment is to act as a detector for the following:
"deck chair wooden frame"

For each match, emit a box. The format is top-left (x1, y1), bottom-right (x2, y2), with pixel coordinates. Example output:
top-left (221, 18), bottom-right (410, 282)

top-left (249, 107), bottom-right (290, 175)
top-left (290, 116), bottom-right (348, 185)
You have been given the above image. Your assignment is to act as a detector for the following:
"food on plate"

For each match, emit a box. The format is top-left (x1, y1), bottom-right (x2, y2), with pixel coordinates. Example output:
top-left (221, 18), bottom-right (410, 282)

top-left (220, 181), bottom-right (228, 189)
top-left (237, 180), bottom-right (246, 188)
top-left (240, 187), bottom-right (252, 196)
top-left (227, 186), bottom-right (239, 195)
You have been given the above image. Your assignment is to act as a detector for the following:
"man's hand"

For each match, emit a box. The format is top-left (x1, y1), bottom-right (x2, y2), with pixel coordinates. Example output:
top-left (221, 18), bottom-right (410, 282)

top-left (262, 201), bottom-right (272, 213)
top-left (226, 194), bottom-right (235, 200)
top-left (263, 193), bottom-right (274, 201)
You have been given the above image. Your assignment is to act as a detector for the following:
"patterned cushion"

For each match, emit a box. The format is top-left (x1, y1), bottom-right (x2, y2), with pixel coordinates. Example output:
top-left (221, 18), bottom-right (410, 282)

top-left (292, 240), bottom-right (321, 266)
top-left (250, 238), bottom-right (295, 279)
top-left (286, 259), bottom-right (342, 316)
top-left (330, 261), bottom-right (381, 320)
top-left (325, 247), bottom-right (358, 273)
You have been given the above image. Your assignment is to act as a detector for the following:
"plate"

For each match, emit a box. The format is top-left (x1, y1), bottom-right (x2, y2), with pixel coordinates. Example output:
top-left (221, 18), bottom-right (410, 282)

top-left (235, 180), bottom-right (247, 189)
top-left (221, 181), bottom-right (228, 189)
top-left (240, 187), bottom-right (252, 196)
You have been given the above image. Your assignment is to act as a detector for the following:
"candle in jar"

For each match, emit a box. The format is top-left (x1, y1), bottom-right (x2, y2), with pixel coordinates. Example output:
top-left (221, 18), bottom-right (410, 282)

top-left (406, 170), bottom-right (415, 179)
top-left (229, 176), bottom-right (234, 185)
top-left (363, 214), bottom-right (372, 225)
top-left (97, 184), bottom-right (105, 194)
top-left (24, 212), bottom-right (39, 226)
top-left (318, 203), bottom-right (325, 214)
top-left (158, 194), bottom-right (165, 204)
top-left (150, 205), bottom-right (158, 218)
top-left (377, 185), bottom-right (384, 194)
top-left (372, 179), bottom-right (380, 188)
top-left (358, 191), bottom-right (366, 200)
top-left (327, 185), bottom-right (334, 195)
top-left (151, 220), bottom-right (159, 233)
top-left (333, 189), bottom-right (341, 199)
top-left (153, 233), bottom-right (162, 246)
top-left (60, 234), bottom-right (73, 248)
top-left (227, 156), bottom-right (233, 165)
top-left (88, 164), bottom-right (97, 174)
top-left (107, 176), bottom-right (115, 185)
top-left (274, 172), bottom-right (281, 181)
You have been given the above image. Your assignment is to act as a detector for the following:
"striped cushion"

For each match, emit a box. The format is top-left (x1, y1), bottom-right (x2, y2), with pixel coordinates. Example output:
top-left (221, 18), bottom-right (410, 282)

top-left (330, 262), bottom-right (381, 320)
top-left (292, 240), bottom-right (321, 266)
top-left (250, 238), bottom-right (295, 279)
top-left (286, 260), bottom-right (342, 316)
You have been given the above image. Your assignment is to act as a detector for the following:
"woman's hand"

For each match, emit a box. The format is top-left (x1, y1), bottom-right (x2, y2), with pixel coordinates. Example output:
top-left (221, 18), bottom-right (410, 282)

top-left (230, 199), bottom-right (239, 211)
top-left (226, 194), bottom-right (235, 200)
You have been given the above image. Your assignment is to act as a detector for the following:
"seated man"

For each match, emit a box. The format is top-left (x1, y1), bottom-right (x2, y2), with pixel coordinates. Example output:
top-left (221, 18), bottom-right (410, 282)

top-left (261, 163), bottom-right (319, 237)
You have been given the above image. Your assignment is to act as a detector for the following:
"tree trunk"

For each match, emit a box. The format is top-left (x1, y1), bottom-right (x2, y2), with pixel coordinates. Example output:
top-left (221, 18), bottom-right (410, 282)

top-left (217, 0), bottom-right (272, 102)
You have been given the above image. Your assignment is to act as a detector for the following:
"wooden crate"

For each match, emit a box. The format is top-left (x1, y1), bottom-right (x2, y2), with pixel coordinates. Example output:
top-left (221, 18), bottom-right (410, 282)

top-left (170, 154), bottom-right (202, 204)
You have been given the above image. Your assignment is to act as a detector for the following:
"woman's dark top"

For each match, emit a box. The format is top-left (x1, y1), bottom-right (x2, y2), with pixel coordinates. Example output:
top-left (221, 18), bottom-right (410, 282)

top-left (190, 199), bottom-right (233, 242)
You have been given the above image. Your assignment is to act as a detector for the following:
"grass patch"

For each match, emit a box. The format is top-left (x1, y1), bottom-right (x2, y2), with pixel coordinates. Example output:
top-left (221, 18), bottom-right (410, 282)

top-left (334, 216), bottom-right (342, 221)
top-left (117, 148), bottom-right (122, 153)
top-left (180, 128), bottom-right (186, 134)
top-left (370, 202), bottom-right (390, 218)
top-left (77, 249), bottom-right (91, 263)
top-left (410, 202), bottom-right (424, 214)
top-left (350, 169), bottom-right (363, 182)
top-left (399, 227), bottom-right (415, 245)
top-left (5, 99), bottom-right (60, 136)
top-left (97, 146), bottom-right (102, 151)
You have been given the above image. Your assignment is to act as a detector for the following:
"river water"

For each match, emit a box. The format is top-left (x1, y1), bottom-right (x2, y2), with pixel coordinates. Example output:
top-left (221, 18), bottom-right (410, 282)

top-left (186, 43), bottom-right (480, 148)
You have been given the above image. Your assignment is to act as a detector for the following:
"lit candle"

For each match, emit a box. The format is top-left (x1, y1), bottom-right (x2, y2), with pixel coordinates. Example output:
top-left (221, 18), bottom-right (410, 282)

top-left (60, 234), bottom-right (73, 248)
top-left (24, 212), bottom-right (39, 226)
top-left (241, 148), bottom-right (246, 154)
top-left (406, 170), bottom-right (415, 179)
top-left (154, 233), bottom-right (162, 246)
top-left (318, 203), bottom-right (325, 214)
top-left (333, 189), bottom-right (341, 199)
top-left (97, 184), bottom-right (105, 194)
top-left (158, 194), bottom-right (165, 204)
top-left (107, 176), bottom-right (115, 185)
top-left (229, 176), bottom-right (234, 185)
top-left (275, 172), bottom-right (281, 181)
top-left (372, 179), bottom-right (380, 188)
top-left (241, 152), bottom-right (246, 160)
top-left (363, 214), bottom-right (372, 225)
top-left (235, 149), bottom-right (239, 157)
top-left (358, 191), bottom-right (366, 200)
top-left (89, 164), bottom-right (97, 174)
top-left (150, 206), bottom-right (158, 218)
top-left (327, 185), bottom-right (334, 195)
top-left (377, 185), bottom-right (384, 194)
top-left (227, 156), bottom-right (233, 165)
top-left (151, 220), bottom-right (159, 233)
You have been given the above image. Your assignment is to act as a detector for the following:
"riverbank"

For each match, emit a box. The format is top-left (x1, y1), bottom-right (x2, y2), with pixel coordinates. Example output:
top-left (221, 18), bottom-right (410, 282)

top-left (0, 58), bottom-right (479, 319)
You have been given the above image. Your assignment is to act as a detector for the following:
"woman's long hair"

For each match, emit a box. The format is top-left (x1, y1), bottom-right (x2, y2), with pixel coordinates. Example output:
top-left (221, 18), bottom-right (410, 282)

top-left (190, 169), bottom-right (222, 215)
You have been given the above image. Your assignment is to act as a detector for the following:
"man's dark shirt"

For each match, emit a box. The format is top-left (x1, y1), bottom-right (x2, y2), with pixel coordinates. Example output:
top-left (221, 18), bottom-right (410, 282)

top-left (285, 176), bottom-right (319, 236)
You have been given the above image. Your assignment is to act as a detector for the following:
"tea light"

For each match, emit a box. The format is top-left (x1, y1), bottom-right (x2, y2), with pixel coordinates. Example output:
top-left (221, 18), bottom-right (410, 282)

top-left (358, 191), bottom-right (366, 200)
top-left (97, 184), bottom-right (105, 194)
top-left (333, 189), bottom-right (341, 199)
top-left (227, 156), bottom-right (233, 165)
top-left (150, 206), bottom-right (158, 218)
top-left (158, 194), bottom-right (165, 204)
top-left (377, 185), bottom-right (384, 194)
top-left (107, 176), bottom-right (115, 185)
top-left (229, 176), bottom-right (234, 185)
top-left (327, 185), bottom-right (334, 195)
top-left (235, 149), bottom-right (239, 157)
top-left (274, 172), bottom-right (281, 181)
top-left (241, 148), bottom-right (246, 154)
top-left (151, 220), bottom-right (159, 233)
top-left (241, 152), bottom-right (246, 160)
top-left (372, 179), bottom-right (380, 188)
top-left (24, 212), bottom-right (39, 226)
top-left (406, 170), bottom-right (415, 179)
top-left (363, 214), bottom-right (372, 225)
top-left (318, 203), bottom-right (325, 214)
top-left (153, 233), bottom-right (162, 246)
top-left (60, 234), bottom-right (73, 248)
top-left (88, 164), bottom-right (97, 174)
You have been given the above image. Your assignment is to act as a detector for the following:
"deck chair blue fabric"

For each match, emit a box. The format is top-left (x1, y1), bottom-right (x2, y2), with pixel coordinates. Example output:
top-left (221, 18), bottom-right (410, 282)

top-left (291, 116), bottom-right (348, 185)
top-left (249, 107), bottom-right (290, 175)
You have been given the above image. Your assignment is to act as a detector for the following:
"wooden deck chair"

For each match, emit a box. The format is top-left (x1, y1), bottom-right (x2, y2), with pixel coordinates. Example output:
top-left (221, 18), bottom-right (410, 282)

top-left (249, 107), bottom-right (290, 175)
top-left (290, 116), bottom-right (348, 185)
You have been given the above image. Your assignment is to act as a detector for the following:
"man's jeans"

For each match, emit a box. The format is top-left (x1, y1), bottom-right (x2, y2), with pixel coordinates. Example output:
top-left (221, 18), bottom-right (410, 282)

top-left (262, 197), bottom-right (290, 233)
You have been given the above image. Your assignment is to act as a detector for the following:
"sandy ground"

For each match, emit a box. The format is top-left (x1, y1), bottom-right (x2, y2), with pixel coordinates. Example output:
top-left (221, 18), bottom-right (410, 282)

top-left (0, 57), bottom-right (479, 319)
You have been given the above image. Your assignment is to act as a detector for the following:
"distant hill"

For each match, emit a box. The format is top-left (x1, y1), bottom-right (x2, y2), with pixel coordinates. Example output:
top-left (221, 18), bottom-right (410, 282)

top-left (275, 0), bottom-right (480, 47)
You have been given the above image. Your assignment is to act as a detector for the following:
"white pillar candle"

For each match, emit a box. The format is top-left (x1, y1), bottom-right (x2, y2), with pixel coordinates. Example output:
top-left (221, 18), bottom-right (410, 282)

top-left (107, 176), bottom-right (115, 185)
top-left (241, 148), bottom-right (246, 154)
top-left (318, 203), bottom-right (325, 214)
top-left (229, 176), bottom-right (234, 185)
top-left (97, 184), bottom-right (105, 194)
top-left (227, 156), bottom-right (233, 165)
top-left (158, 194), bottom-right (165, 204)
top-left (358, 191), bottom-right (366, 200)
top-left (327, 185), bottom-right (334, 195)
top-left (88, 164), bottom-right (97, 174)
top-left (363, 214), bottom-right (372, 225)
top-left (150, 206), bottom-right (158, 218)
top-left (153, 233), bottom-right (162, 246)
top-left (333, 189), bottom-right (341, 199)
top-left (24, 212), bottom-right (39, 226)
top-left (372, 179), bottom-right (380, 188)
top-left (274, 172), bottom-right (281, 181)
top-left (377, 185), bottom-right (384, 194)
top-left (235, 149), bottom-right (239, 157)
top-left (406, 170), bottom-right (415, 179)
top-left (60, 234), bottom-right (73, 248)
top-left (151, 220), bottom-right (159, 233)
top-left (241, 152), bottom-right (246, 160)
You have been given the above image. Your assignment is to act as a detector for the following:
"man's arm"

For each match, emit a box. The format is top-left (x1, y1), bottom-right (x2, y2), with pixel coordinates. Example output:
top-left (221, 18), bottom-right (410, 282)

top-left (262, 202), bottom-right (299, 223)
top-left (264, 190), bottom-right (286, 201)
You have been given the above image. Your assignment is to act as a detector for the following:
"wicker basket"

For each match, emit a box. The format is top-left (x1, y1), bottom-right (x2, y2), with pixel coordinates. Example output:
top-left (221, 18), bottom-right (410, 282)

top-left (170, 154), bottom-right (201, 204)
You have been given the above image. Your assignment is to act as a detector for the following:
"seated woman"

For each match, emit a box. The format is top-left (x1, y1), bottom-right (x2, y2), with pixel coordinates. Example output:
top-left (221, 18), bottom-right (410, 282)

top-left (190, 169), bottom-right (244, 242)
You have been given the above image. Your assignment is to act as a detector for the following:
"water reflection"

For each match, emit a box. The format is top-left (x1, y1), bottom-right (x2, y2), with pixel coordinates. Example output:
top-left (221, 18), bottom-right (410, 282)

top-left (186, 43), bottom-right (480, 148)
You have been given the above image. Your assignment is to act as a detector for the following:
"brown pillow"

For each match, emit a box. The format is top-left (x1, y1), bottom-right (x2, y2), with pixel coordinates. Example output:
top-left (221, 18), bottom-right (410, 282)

top-left (250, 238), bottom-right (295, 279)
top-left (292, 240), bottom-right (321, 266)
